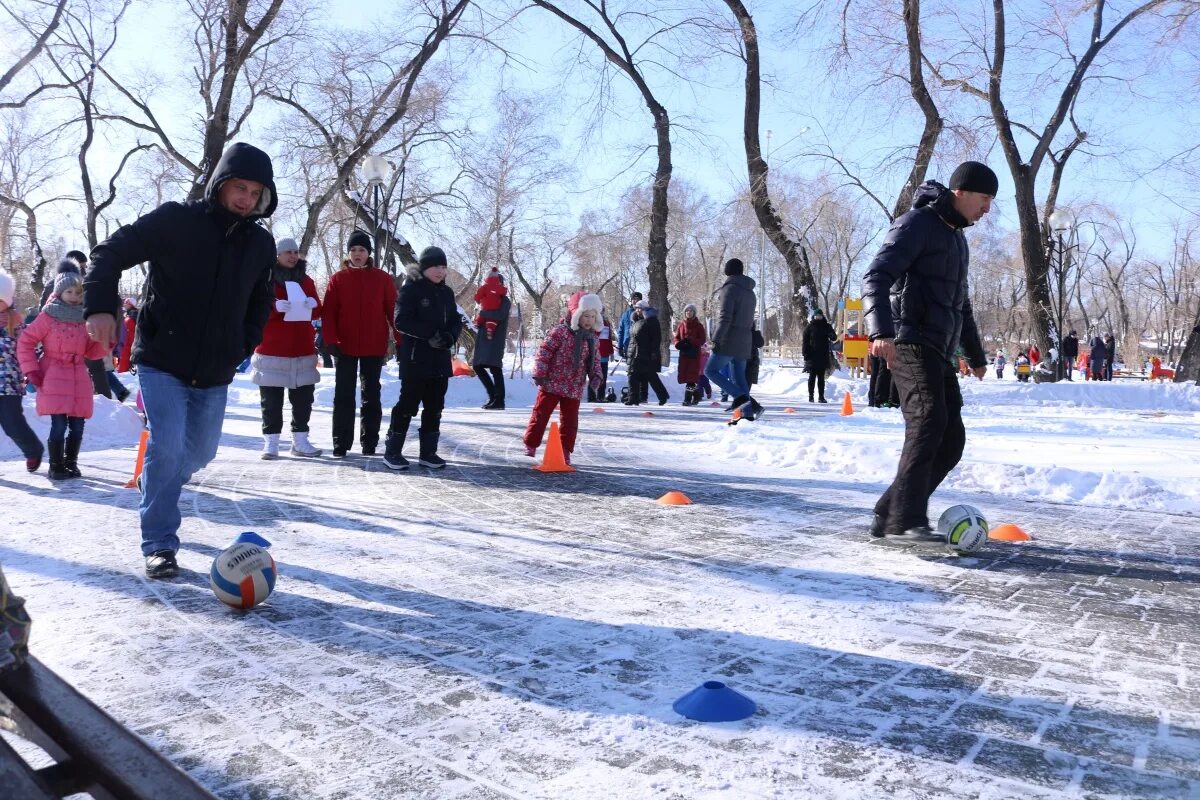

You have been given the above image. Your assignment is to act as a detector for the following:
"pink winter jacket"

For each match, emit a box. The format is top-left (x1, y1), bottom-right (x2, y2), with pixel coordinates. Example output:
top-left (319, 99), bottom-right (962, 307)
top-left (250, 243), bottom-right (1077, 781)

top-left (533, 323), bottom-right (602, 400)
top-left (17, 310), bottom-right (108, 417)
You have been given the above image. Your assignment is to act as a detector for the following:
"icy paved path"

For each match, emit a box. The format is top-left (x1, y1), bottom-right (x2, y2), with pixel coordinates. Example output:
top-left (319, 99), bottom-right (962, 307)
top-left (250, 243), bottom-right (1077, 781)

top-left (2, 392), bottom-right (1199, 799)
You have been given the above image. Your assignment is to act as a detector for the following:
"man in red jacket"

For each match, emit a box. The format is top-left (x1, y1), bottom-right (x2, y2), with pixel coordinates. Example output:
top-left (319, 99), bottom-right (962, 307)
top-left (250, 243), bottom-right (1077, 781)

top-left (321, 230), bottom-right (398, 458)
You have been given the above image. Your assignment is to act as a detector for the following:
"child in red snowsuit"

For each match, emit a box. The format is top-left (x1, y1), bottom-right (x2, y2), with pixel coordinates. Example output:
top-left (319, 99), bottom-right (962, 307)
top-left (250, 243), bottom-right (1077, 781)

top-left (523, 292), bottom-right (603, 464)
top-left (474, 268), bottom-right (508, 340)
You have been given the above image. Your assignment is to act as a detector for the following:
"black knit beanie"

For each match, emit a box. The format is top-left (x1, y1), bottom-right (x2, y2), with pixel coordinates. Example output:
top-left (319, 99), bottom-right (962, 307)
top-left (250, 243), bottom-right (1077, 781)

top-left (418, 246), bottom-right (448, 272)
top-left (347, 229), bottom-right (373, 254)
top-left (948, 161), bottom-right (999, 197)
top-left (724, 258), bottom-right (744, 276)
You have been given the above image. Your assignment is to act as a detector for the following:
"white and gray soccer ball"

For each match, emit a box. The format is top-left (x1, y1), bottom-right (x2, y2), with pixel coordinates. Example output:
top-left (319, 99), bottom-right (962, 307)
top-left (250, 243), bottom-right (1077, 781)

top-left (937, 504), bottom-right (989, 555)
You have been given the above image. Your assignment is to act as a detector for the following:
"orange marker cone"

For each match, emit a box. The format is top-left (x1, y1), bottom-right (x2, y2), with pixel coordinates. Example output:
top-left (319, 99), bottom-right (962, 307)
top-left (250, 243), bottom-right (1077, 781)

top-left (657, 491), bottom-right (692, 505)
top-left (124, 429), bottom-right (149, 489)
top-left (988, 523), bottom-right (1032, 542)
top-left (642, 411), bottom-right (654, 417)
top-left (593, 406), bottom-right (606, 413)
top-left (534, 420), bottom-right (575, 473)
top-left (784, 407), bottom-right (796, 413)
top-left (840, 391), bottom-right (854, 417)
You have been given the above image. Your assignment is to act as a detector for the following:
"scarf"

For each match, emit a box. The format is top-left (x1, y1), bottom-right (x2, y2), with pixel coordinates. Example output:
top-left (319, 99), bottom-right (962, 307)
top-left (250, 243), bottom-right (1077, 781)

top-left (272, 259), bottom-right (306, 287)
top-left (44, 298), bottom-right (86, 324)
top-left (572, 327), bottom-right (595, 371)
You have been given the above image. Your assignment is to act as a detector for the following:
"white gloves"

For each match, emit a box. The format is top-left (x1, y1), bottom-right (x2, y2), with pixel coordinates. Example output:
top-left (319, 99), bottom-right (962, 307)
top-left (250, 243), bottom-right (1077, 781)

top-left (275, 300), bottom-right (291, 313)
top-left (303, 296), bottom-right (318, 309)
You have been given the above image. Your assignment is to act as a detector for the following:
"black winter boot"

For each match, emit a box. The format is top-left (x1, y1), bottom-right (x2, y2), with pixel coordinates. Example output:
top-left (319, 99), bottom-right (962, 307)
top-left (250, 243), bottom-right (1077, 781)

top-left (47, 439), bottom-right (69, 480)
top-left (383, 417), bottom-right (411, 471)
top-left (64, 434), bottom-right (83, 478)
top-left (417, 428), bottom-right (445, 469)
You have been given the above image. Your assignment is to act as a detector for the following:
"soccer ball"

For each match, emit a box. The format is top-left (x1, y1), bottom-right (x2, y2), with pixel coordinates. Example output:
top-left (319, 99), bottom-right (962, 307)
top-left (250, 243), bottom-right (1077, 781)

top-left (210, 542), bottom-right (277, 608)
top-left (937, 505), bottom-right (989, 555)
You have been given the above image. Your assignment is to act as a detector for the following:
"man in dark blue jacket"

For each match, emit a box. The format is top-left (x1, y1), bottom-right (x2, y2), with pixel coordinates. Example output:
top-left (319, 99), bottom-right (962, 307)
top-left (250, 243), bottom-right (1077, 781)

top-left (84, 143), bottom-right (277, 577)
top-left (862, 161), bottom-right (993, 541)
top-left (383, 246), bottom-right (462, 470)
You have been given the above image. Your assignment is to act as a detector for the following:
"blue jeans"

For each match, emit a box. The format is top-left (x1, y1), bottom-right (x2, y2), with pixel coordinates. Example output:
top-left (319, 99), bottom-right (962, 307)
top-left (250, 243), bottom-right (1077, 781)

top-left (48, 414), bottom-right (85, 443)
top-left (0, 396), bottom-right (42, 459)
top-left (704, 353), bottom-right (749, 399)
top-left (138, 366), bottom-right (228, 556)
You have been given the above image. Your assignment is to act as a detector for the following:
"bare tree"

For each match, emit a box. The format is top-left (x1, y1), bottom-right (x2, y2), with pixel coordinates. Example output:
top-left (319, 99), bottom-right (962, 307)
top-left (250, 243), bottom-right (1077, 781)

top-left (531, 0), bottom-right (689, 354)
top-left (0, 109), bottom-right (68, 296)
top-left (722, 0), bottom-right (820, 334)
top-left (44, 1), bottom-right (152, 248)
top-left (95, 0), bottom-right (293, 198)
top-left (507, 227), bottom-right (563, 335)
top-left (0, 0), bottom-right (68, 101)
top-left (923, 0), bottom-right (1177, 353)
top-left (267, 1), bottom-right (470, 268)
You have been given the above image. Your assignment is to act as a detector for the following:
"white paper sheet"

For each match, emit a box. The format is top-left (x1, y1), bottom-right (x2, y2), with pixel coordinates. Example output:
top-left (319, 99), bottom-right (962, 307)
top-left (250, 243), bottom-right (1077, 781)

top-left (284, 282), bottom-right (312, 321)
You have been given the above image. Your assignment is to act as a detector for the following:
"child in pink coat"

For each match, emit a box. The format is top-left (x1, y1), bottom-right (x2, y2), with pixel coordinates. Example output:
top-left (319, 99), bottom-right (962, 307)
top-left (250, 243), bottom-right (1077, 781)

top-left (523, 292), bottom-right (603, 465)
top-left (17, 272), bottom-right (108, 480)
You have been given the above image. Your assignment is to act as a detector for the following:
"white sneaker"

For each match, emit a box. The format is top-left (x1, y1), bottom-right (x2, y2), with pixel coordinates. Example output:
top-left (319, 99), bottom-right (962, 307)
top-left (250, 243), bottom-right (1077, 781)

top-left (290, 431), bottom-right (322, 457)
top-left (261, 433), bottom-right (280, 460)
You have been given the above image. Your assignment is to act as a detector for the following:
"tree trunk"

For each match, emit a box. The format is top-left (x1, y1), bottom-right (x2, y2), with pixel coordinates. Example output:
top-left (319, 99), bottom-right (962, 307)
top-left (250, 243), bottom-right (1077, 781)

top-left (1009, 171), bottom-right (1054, 354)
top-left (890, 0), bottom-right (943, 221)
top-left (647, 105), bottom-right (673, 361)
top-left (1176, 318), bottom-right (1200, 383)
top-left (723, 0), bottom-right (817, 334)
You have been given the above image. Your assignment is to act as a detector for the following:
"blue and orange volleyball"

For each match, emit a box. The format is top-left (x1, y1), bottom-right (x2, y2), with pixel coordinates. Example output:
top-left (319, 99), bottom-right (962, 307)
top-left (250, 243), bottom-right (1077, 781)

top-left (210, 542), bottom-right (276, 608)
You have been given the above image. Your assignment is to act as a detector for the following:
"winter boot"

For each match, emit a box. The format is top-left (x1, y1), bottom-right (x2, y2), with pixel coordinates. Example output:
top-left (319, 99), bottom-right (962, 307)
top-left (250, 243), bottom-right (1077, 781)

top-left (64, 433), bottom-right (83, 478)
top-left (25, 443), bottom-right (43, 473)
top-left (383, 418), bottom-right (411, 471)
top-left (868, 513), bottom-right (886, 538)
top-left (47, 439), bottom-right (69, 481)
top-left (261, 433), bottom-right (280, 460)
top-left (417, 427), bottom-right (446, 469)
top-left (145, 549), bottom-right (178, 579)
top-left (290, 431), bottom-right (322, 457)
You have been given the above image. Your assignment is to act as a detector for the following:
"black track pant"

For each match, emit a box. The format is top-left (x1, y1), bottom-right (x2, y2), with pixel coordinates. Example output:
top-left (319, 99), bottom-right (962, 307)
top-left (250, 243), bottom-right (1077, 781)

top-left (873, 343), bottom-right (965, 534)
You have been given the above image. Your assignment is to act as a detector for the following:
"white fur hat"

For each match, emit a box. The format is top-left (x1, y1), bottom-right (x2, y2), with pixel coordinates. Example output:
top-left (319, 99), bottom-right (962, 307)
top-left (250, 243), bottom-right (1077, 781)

top-left (570, 293), bottom-right (604, 330)
top-left (0, 270), bottom-right (13, 307)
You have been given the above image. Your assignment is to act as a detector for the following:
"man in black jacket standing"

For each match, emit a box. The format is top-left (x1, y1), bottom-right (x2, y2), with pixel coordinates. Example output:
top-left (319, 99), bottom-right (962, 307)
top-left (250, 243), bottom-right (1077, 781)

top-left (83, 143), bottom-right (277, 577)
top-left (1062, 330), bottom-right (1079, 380)
top-left (862, 161), bottom-right (993, 541)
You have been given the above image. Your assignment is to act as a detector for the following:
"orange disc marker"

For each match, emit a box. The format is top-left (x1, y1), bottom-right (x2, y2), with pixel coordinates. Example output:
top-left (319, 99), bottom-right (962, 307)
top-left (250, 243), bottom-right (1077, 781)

top-left (988, 523), bottom-right (1032, 542)
top-left (657, 491), bottom-right (692, 505)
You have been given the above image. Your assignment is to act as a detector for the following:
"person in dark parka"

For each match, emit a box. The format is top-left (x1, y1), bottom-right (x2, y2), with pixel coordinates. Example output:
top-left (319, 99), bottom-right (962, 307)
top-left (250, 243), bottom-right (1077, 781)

top-left (383, 246), bottom-right (462, 470)
top-left (472, 273), bottom-right (511, 409)
top-left (83, 142), bottom-right (277, 578)
top-left (704, 258), bottom-right (758, 413)
top-left (625, 301), bottom-right (669, 405)
top-left (1103, 333), bottom-right (1116, 380)
top-left (802, 308), bottom-right (838, 403)
top-left (1088, 334), bottom-right (1106, 381)
top-left (862, 161), bottom-right (993, 542)
top-left (1062, 330), bottom-right (1079, 381)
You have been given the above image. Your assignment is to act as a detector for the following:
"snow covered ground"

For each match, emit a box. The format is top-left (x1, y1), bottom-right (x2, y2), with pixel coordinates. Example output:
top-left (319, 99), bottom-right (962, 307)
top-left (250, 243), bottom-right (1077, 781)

top-left (1, 359), bottom-right (1197, 798)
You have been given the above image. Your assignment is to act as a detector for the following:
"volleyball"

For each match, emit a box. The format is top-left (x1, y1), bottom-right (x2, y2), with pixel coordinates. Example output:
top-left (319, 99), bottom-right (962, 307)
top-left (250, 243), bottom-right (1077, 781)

top-left (937, 504), bottom-right (989, 555)
top-left (210, 542), bottom-right (276, 608)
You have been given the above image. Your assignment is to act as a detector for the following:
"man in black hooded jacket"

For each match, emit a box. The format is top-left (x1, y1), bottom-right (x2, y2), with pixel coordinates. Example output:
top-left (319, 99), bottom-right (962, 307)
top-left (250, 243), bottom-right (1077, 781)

top-left (83, 142), bottom-right (277, 578)
top-left (862, 161), bottom-right (993, 541)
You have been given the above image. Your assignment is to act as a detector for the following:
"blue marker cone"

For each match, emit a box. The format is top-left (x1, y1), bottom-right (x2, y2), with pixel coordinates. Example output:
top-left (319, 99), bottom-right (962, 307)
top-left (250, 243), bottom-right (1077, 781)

top-left (673, 681), bottom-right (757, 722)
top-left (234, 531), bottom-right (272, 548)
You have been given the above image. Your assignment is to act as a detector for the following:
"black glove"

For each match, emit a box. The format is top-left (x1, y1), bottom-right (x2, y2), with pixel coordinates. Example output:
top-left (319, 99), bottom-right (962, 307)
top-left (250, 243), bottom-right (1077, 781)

top-left (327, 343), bottom-right (343, 358)
top-left (428, 331), bottom-right (454, 350)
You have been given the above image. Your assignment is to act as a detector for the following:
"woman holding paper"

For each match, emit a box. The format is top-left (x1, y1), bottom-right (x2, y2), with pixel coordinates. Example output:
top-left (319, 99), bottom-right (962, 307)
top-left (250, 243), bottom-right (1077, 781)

top-left (250, 237), bottom-right (323, 459)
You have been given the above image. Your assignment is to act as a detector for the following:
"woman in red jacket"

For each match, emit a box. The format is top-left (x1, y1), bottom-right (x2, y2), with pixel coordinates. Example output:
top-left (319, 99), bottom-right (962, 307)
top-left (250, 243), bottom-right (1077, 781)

top-left (674, 304), bottom-right (706, 405)
top-left (321, 230), bottom-right (398, 458)
top-left (251, 238), bottom-right (323, 459)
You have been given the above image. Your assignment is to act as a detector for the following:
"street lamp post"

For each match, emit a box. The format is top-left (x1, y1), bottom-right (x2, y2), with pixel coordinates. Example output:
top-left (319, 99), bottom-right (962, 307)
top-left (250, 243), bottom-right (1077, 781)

top-left (1047, 208), bottom-right (1074, 382)
top-left (359, 153), bottom-right (390, 258)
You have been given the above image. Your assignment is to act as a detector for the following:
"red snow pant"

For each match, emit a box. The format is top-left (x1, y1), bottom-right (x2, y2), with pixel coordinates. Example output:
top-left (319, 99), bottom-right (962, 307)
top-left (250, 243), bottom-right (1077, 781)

top-left (524, 388), bottom-right (580, 453)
